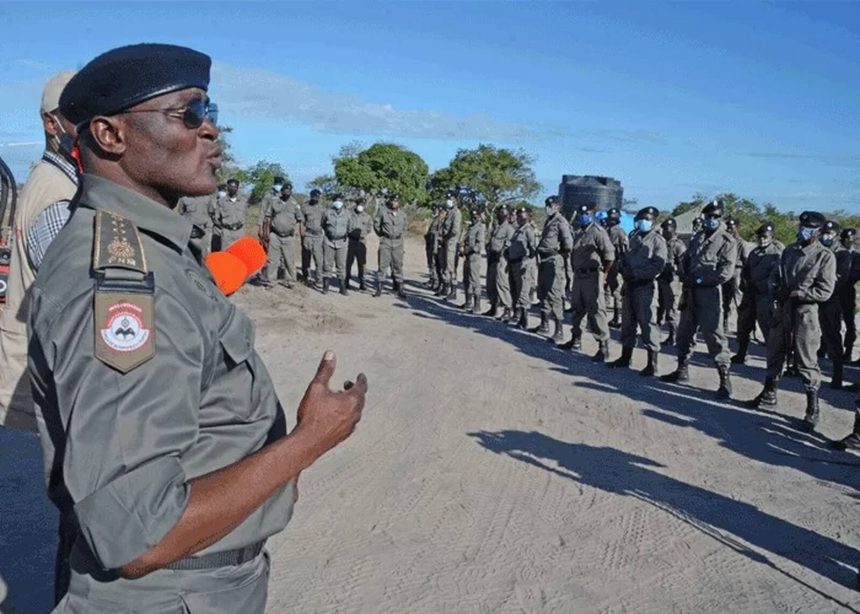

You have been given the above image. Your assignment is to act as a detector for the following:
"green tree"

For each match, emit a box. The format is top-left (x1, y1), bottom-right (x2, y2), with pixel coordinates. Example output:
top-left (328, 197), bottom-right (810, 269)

top-left (306, 174), bottom-right (342, 199)
top-left (428, 144), bottom-right (540, 207)
top-left (214, 125), bottom-right (241, 184)
top-left (333, 142), bottom-right (429, 205)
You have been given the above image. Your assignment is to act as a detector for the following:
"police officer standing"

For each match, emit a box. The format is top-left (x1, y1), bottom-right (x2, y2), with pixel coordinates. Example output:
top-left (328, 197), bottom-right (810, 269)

top-left (322, 195), bottom-right (353, 295)
top-left (178, 191), bottom-right (216, 259)
top-left (507, 206), bottom-right (538, 329)
top-left (438, 191), bottom-right (462, 300)
top-left (562, 203), bottom-right (614, 361)
top-left (262, 182), bottom-right (304, 289)
top-left (258, 176), bottom-right (285, 241)
top-left (216, 178), bottom-right (248, 249)
top-left (532, 196), bottom-right (573, 343)
top-left (661, 200), bottom-right (737, 398)
top-left (301, 188), bottom-right (326, 287)
top-left (374, 193), bottom-right (407, 298)
top-left (731, 222), bottom-right (784, 364)
top-left (605, 207), bottom-right (628, 329)
top-left (657, 218), bottom-right (686, 347)
top-left (485, 205), bottom-right (515, 320)
top-left (721, 218), bottom-right (746, 333)
top-left (31, 43), bottom-right (367, 612)
top-left (817, 220), bottom-right (855, 389)
top-left (425, 204), bottom-right (442, 289)
top-left (346, 198), bottom-right (373, 291)
top-left (746, 212), bottom-right (836, 430)
top-left (839, 228), bottom-right (858, 362)
top-left (609, 207), bottom-right (668, 375)
top-left (461, 205), bottom-right (486, 314)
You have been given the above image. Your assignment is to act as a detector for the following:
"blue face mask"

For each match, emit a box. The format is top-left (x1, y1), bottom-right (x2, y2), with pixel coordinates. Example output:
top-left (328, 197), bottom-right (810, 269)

top-left (820, 233), bottom-right (835, 247)
top-left (333, 201), bottom-right (343, 210)
top-left (798, 226), bottom-right (817, 242)
top-left (579, 214), bottom-right (593, 227)
top-left (703, 217), bottom-right (720, 231)
top-left (635, 219), bottom-right (653, 233)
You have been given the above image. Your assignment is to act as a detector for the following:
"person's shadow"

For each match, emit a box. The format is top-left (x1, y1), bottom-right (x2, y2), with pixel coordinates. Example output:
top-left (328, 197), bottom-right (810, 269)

top-left (469, 429), bottom-right (860, 609)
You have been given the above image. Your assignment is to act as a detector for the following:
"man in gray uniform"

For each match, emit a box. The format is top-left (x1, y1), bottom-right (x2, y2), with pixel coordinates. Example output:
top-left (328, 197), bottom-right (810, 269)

top-left (562, 203), bottom-right (614, 361)
top-left (721, 218), bottom-right (747, 333)
top-left (605, 207), bottom-right (628, 328)
top-left (301, 188), bottom-right (326, 288)
top-left (657, 217), bottom-right (686, 347)
top-left (346, 198), bottom-right (373, 291)
top-left (609, 207), bottom-right (668, 376)
top-left (485, 205), bottom-right (515, 320)
top-left (438, 191), bottom-right (462, 300)
top-left (263, 183), bottom-right (304, 288)
top-left (178, 192), bottom-right (216, 258)
top-left (532, 196), bottom-right (573, 343)
top-left (374, 194), bottom-right (407, 298)
top-left (817, 220), bottom-right (856, 389)
top-left (661, 200), bottom-right (737, 398)
top-left (731, 221), bottom-right (784, 364)
top-left (322, 196), bottom-right (354, 295)
top-left (461, 205), bottom-right (486, 314)
top-left (507, 207), bottom-right (538, 329)
top-left (839, 228), bottom-right (858, 362)
top-left (425, 205), bottom-right (442, 289)
top-left (30, 43), bottom-right (367, 613)
top-left (746, 211), bottom-right (836, 431)
top-left (216, 178), bottom-right (248, 249)
top-left (258, 176), bottom-right (285, 244)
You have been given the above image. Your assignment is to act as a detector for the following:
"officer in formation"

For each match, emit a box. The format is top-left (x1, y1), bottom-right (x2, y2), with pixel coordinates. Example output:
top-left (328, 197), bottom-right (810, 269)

top-left (731, 222), bottom-right (784, 364)
top-left (563, 203), bottom-right (614, 362)
top-left (460, 205), bottom-right (486, 313)
top-left (425, 204), bottom-right (443, 289)
top-left (507, 206), bottom-right (538, 329)
top-left (839, 228), bottom-right (859, 363)
top-left (346, 197), bottom-right (373, 291)
top-left (532, 196), bottom-right (573, 343)
top-left (322, 195), bottom-right (354, 295)
top-left (661, 200), bottom-right (737, 398)
top-left (605, 207), bottom-right (628, 329)
top-left (215, 178), bottom-right (248, 249)
top-left (656, 217), bottom-right (686, 347)
top-left (746, 212), bottom-right (836, 430)
top-left (485, 205), bottom-right (515, 320)
top-left (258, 175), bottom-right (286, 233)
top-left (817, 220), bottom-right (856, 390)
top-left (301, 188), bottom-right (326, 287)
top-left (177, 191), bottom-right (216, 258)
top-left (438, 191), bottom-right (462, 300)
top-left (374, 193), bottom-right (407, 298)
top-left (261, 182), bottom-right (303, 288)
top-left (609, 206), bottom-right (668, 376)
top-left (721, 217), bottom-right (747, 332)
top-left (30, 42), bottom-right (366, 612)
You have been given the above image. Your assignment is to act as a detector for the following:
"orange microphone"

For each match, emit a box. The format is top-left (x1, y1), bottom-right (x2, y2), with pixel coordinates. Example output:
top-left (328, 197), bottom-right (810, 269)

top-left (204, 237), bottom-right (267, 296)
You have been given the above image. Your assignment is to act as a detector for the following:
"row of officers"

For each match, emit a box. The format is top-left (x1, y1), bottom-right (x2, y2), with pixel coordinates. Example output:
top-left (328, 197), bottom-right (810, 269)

top-left (425, 195), bottom-right (860, 447)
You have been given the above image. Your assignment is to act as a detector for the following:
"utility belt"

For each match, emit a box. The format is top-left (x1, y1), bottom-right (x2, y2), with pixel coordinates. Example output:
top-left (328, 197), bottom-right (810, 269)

top-left (272, 228), bottom-right (295, 238)
top-left (382, 234), bottom-right (403, 240)
top-left (575, 267), bottom-right (600, 276)
top-left (222, 223), bottom-right (243, 231)
top-left (166, 540), bottom-right (264, 571)
top-left (304, 230), bottom-right (323, 239)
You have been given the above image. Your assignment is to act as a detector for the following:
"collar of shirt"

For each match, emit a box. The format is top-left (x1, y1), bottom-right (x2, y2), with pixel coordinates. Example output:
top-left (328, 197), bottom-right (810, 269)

top-left (42, 149), bottom-right (79, 185)
top-left (75, 174), bottom-right (192, 252)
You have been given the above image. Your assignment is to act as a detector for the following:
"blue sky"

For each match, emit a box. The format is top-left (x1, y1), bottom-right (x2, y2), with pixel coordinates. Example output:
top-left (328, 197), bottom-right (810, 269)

top-left (1, 1), bottom-right (858, 212)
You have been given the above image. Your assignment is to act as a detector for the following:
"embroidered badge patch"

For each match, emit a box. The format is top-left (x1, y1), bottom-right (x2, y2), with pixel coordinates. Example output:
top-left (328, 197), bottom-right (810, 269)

top-left (94, 293), bottom-right (155, 373)
top-left (100, 302), bottom-right (150, 351)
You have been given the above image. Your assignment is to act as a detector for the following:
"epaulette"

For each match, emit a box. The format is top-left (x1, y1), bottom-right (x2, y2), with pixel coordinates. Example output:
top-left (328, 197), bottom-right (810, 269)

top-left (92, 210), bottom-right (155, 374)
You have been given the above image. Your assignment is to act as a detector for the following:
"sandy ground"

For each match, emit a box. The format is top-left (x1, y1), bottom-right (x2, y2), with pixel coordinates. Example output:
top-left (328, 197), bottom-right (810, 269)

top-left (2, 235), bottom-right (860, 613)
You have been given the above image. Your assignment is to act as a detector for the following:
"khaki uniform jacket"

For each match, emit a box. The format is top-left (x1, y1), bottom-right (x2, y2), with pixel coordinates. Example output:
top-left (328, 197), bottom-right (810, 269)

top-left (178, 194), bottom-right (215, 233)
top-left (682, 226), bottom-right (737, 287)
top-left (217, 194), bottom-right (248, 229)
top-left (537, 212), bottom-right (574, 259)
top-left (660, 236), bottom-right (687, 281)
top-left (425, 216), bottom-right (442, 253)
top-left (323, 208), bottom-right (354, 247)
top-left (29, 174), bottom-right (293, 573)
top-left (0, 151), bottom-right (78, 428)
top-left (571, 223), bottom-right (614, 270)
top-left (622, 230), bottom-right (668, 282)
top-left (349, 211), bottom-right (373, 242)
top-left (463, 221), bottom-right (485, 256)
top-left (374, 207), bottom-right (407, 242)
top-left (507, 223), bottom-right (537, 261)
top-left (772, 240), bottom-right (836, 304)
top-left (487, 220), bottom-right (515, 258)
top-left (269, 196), bottom-right (304, 236)
top-left (441, 207), bottom-right (462, 242)
top-left (608, 224), bottom-right (629, 261)
top-left (744, 241), bottom-right (784, 295)
top-left (301, 202), bottom-right (326, 237)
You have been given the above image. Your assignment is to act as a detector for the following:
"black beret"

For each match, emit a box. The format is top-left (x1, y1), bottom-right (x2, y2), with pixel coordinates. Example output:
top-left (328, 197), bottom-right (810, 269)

top-left (607, 207), bottom-right (620, 219)
top-left (702, 201), bottom-right (724, 216)
top-left (842, 228), bottom-right (857, 240)
top-left (661, 218), bottom-right (677, 229)
top-left (799, 211), bottom-right (826, 228)
top-left (725, 218), bottom-right (737, 228)
top-left (545, 196), bottom-right (559, 207)
top-left (282, 181), bottom-right (293, 189)
top-left (822, 220), bottom-right (841, 233)
top-left (309, 189), bottom-right (322, 196)
top-left (273, 176), bottom-right (285, 184)
top-left (756, 221), bottom-right (774, 236)
top-left (387, 193), bottom-right (400, 201)
top-left (60, 43), bottom-right (211, 126)
top-left (636, 206), bottom-right (659, 219)
top-left (226, 178), bottom-right (239, 186)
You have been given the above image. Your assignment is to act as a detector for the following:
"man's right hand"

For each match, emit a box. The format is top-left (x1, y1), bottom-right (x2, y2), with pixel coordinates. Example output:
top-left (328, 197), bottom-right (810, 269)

top-left (295, 351), bottom-right (367, 459)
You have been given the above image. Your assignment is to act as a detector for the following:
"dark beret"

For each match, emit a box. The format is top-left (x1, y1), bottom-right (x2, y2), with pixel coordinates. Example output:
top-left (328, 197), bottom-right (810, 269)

top-left (636, 206), bottom-right (659, 219)
top-left (227, 178), bottom-right (239, 186)
top-left (60, 43), bottom-right (211, 126)
top-left (822, 220), bottom-right (841, 233)
top-left (283, 181), bottom-right (293, 189)
top-left (545, 196), bottom-right (559, 207)
top-left (702, 201), bottom-right (724, 216)
top-left (756, 221), bottom-right (774, 236)
top-left (842, 228), bottom-right (857, 240)
top-left (799, 211), bottom-right (826, 228)
top-left (661, 218), bottom-right (677, 229)
top-left (576, 203), bottom-right (596, 214)
top-left (725, 217), bottom-right (737, 228)
top-left (309, 189), bottom-right (322, 196)
top-left (607, 208), bottom-right (620, 219)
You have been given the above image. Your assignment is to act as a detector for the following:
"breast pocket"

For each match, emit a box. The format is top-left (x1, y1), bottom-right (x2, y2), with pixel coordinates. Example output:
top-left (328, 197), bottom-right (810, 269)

top-left (215, 308), bottom-right (259, 422)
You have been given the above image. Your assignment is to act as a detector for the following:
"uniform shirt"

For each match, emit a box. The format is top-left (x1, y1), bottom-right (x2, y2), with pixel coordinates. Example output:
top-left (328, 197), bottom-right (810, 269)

top-left (349, 210), bottom-right (373, 242)
top-left (29, 174), bottom-right (294, 572)
top-left (441, 206), bottom-right (462, 242)
top-left (425, 216), bottom-right (442, 251)
top-left (744, 240), bottom-right (784, 295)
top-left (463, 220), bottom-right (485, 256)
top-left (269, 195), bottom-right (304, 236)
top-left (178, 194), bottom-right (215, 234)
top-left (374, 207), bottom-right (407, 241)
top-left (301, 201), bottom-right (326, 236)
top-left (571, 222), bottom-right (614, 270)
top-left (608, 224), bottom-right (629, 261)
top-left (682, 226), bottom-right (738, 287)
top-left (508, 222), bottom-right (537, 262)
top-left (322, 207), bottom-right (354, 247)
top-left (537, 212), bottom-right (574, 258)
top-left (773, 240), bottom-right (836, 304)
top-left (487, 220), bottom-right (515, 257)
top-left (622, 229), bottom-right (668, 282)
top-left (216, 194), bottom-right (248, 229)
top-left (835, 245), bottom-right (855, 293)
top-left (258, 190), bottom-right (279, 230)
top-left (661, 235), bottom-right (687, 281)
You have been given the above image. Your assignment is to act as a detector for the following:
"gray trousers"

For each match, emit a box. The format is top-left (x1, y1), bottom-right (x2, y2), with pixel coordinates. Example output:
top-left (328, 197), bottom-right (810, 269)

top-left (442, 239), bottom-right (457, 285)
top-left (324, 240), bottom-right (348, 282)
top-left (736, 292), bottom-right (773, 345)
top-left (511, 259), bottom-right (534, 310)
top-left (221, 227), bottom-right (245, 250)
top-left (486, 256), bottom-right (512, 308)
top-left (570, 272), bottom-right (609, 341)
top-left (266, 233), bottom-right (297, 283)
top-left (675, 286), bottom-right (731, 367)
top-left (302, 235), bottom-right (324, 283)
top-left (767, 302), bottom-right (821, 390)
top-left (346, 239), bottom-right (367, 282)
top-left (463, 252), bottom-right (482, 298)
top-left (658, 278), bottom-right (679, 326)
top-left (605, 268), bottom-right (622, 312)
top-left (819, 299), bottom-right (844, 361)
top-left (378, 238), bottom-right (404, 284)
top-left (621, 281), bottom-right (659, 352)
top-left (537, 255), bottom-right (565, 321)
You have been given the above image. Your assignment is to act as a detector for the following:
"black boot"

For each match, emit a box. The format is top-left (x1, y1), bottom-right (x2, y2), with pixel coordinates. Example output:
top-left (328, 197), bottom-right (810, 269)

top-left (374, 277), bottom-right (382, 297)
top-left (608, 308), bottom-right (621, 329)
top-left (592, 340), bottom-right (609, 363)
top-left (660, 325), bottom-right (675, 348)
top-left (459, 295), bottom-right (472, 310)
top-left (560, 335), bottom-right (581, 350)
top-left (322, 278), bottom-right (330, 294)
top-left (832, 411), bottom-right (860, 452)
top-left (498, 307), bottom-right (511, 322)
top-left (830, 361), bottom-right (858, 391)
top-left (397, 283), bottom-right (406, 299)
top-left (471, 295), bottom-right (481, 314)
top-left (435, 282), bottom-right (447, 297)
top-left (745, 377), bottom-right (779, 409)
top-left (802, 388), bottom-right (820, 432)
top-left (446, 285), bottom-right (458, 302)
top-left (530, 314), bottom-right (549, 334)
top-left (517, 308), bottom-right (529, 330)
top-left (731, 337), bottom-right (750, 365)
top-left (483, 302), bottom-right (498, 317)
top-left (340, 279), bottom-right (349, 295)
top-left (550, 317), bottom-right (565, 345)
top-left (717, 364), bottom-right (732, 399)
top-left (610, 346), bottom-right (633, 369)
top-left (660, 359), bottom-right (689, 383)
top-left (639, 350), bottom-right (658, 376)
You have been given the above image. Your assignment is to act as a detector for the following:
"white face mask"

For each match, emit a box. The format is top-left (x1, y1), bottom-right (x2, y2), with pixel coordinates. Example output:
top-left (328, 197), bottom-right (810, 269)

top-left (217, 190), bottom-right (227, 199)
top-left (273, 184), bottom-right (283, 193)
top-left (333, 201), bottom-right (343, 210)
top-left (446, 199), bottom-right (454, 209)
top-left (356, 205), bottom-right (364, 213)
top-left (545, 206), bottom-right (554, 216)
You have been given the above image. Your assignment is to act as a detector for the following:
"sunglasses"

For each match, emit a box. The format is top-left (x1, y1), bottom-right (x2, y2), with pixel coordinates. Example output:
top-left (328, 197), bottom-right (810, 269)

top-left (121, 97), bottom-right (218, 129)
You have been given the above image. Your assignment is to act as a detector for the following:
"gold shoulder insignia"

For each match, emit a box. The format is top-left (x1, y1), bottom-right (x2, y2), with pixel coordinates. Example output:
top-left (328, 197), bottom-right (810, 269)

top-left (93, 210), bottom-right (148, 273)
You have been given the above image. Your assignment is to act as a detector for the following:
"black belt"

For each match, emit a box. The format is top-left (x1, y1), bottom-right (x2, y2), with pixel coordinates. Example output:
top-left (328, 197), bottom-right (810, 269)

top-left (576, 267), bottom-right (599, 275)
top-left (166, 541), bottom-right (264, 571)
top-left (223, 223), bottom-right (243, 230)
top-left (273, 229), bottom-right (294, 237)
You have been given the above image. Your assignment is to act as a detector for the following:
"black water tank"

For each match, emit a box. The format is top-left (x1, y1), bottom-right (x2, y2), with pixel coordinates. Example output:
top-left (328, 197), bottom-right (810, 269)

top-left (558, 175), bottom-right (623, 219)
